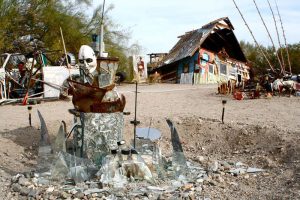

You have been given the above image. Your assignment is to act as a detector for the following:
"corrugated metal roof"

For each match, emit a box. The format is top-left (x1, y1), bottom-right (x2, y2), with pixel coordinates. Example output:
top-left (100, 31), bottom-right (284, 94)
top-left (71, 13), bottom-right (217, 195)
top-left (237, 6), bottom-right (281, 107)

top-left (159, 17), bottom-right (235, 67)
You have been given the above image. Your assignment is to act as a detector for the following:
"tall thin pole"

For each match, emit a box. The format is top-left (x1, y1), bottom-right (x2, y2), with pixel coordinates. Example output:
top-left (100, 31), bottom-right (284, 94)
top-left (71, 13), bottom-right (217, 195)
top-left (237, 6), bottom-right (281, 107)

top-left (232, 0), bottom-right (275, 72)
top-left (130, 81), bottom-right (139, 148)
top-left (267, 0), bottom-right (285, 73)
top-left (60, 27), bottom-right (71, 79)
top-left (99, 0), bottom-right (106, 57)
top-left (274, 0), bottom-right (292, 74)
top-left (252, 0), bottom-right (283, 73)
top-left (134, 81), bottom-right (137, 148)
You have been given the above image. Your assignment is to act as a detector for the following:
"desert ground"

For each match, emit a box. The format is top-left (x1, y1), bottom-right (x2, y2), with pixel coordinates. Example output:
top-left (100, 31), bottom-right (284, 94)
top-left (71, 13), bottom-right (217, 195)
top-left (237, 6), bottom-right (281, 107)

top-left (0, 83), bottom-right (299, 199)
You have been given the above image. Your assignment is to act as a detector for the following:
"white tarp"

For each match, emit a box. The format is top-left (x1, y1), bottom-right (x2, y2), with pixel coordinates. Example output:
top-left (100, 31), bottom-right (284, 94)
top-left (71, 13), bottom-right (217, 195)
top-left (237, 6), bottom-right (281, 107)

top-left (43, 66), bottom-right (70, 98)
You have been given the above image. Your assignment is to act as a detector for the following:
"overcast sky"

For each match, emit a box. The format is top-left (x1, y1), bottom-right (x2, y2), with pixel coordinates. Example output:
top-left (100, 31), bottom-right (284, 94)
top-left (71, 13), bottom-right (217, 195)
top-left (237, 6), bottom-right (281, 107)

top-left (91, 0), bottom-right (300, 55)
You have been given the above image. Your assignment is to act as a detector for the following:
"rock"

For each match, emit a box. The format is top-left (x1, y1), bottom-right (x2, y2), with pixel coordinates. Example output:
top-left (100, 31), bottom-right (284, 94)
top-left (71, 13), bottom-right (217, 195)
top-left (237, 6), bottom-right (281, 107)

top-left (208, 161), bottom-right (218, 172)
top-left (213, 174), bottom-right (224, 183)
top-left (74, 192), bottom-right (85, 199)
top-left (46, 186), bottom-right (55, 193)
top-left (18, 177), bottom-right (30, 186)
top-left (11, 174), bottom-right (23, 183)
top-left (84, 188), bottom-right (106, 196)
top-left (11, 183), bottom-right (21, 192)
top-left (92, 193), bottom-right (98, 197)
top-left (235, 162), bottom-right (245, 167)
top-left (196, 179), bottom-right (204, 183)
top-left (246, 167), bottom-right (265, 173)
top-left (42, 193), bottom-right (50, 199)
top-left (61, 191), bottom-right (72, 199)
top-left (89, 182), bottom-right (102, 189)
top-left (228, 168), bottom-right (246, 175)
top-left (52, 191), bottom-right (60, 197)
top-left (20, 187), bottom-right (30, 196)
top-left (203, 179), bottom-right (217, 186)
top-left (147, 186), bottom-right (165, 191)
top-left (28, 189), bottom-right (39, 197)
top-left (195, 186), bottom-right (202, 193)
top-left (220, 161), bottom-right (231, 170)
top-left (196, 156), bottom-right (205, 163)
top-left (181, 184), bottom-right (194, 191)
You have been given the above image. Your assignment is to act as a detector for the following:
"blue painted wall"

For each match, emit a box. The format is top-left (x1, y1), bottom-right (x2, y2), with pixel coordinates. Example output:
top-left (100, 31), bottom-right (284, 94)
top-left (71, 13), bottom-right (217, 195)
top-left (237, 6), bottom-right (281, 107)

top-left (176, 52), bottom-right (199, 83)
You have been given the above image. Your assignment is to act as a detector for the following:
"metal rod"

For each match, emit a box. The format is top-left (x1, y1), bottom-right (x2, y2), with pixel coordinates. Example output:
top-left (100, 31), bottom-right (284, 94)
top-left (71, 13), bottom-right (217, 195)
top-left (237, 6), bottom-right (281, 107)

top-left (274, 0), bottom-right (292, 74)
top-left (222, 107), bottom-right (225, 124)
top-left (27, 106), bottom-right (32, 126)
top-left (252, 0), bottom-right (283, 72)
top-left (147, 117), bottom-right (153, 139)
top-left (133, 81), bottom-right (138, 148)
top-left (267, 0), bottom-right (286, 73)
top-left (60, 27), bottom-right (71, 79)
top-left (232, 0), bottom-right (275, 72)
top-left (29, 113), bottom-right (32, 126)
top-left (99, 0), bottom-right (106, 57)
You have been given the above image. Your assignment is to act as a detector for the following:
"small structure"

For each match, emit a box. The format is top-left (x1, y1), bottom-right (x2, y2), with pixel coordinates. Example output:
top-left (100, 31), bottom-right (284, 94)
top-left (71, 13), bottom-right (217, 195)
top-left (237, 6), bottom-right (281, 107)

top-left (150, 17), bottom-right (250, 85)
top-left (147, 53), bottom-right (168, 72)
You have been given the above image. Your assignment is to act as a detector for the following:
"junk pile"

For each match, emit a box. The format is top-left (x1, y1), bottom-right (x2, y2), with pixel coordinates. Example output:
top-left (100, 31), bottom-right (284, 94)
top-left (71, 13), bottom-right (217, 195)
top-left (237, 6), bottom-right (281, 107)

top-left (8, 46), bottom-right (266, 199)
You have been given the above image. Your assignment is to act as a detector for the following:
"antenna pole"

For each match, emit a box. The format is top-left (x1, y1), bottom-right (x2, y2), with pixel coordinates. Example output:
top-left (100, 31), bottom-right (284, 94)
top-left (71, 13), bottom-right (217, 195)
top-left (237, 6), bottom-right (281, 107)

top-left (99, 0), bottom-right (106, 57)
top-left (253, 0), bottom-right (283, 73)
top-left (232, 0), bottom-right (275, 72)
top-left (274, 0), bottom-right (292, 74)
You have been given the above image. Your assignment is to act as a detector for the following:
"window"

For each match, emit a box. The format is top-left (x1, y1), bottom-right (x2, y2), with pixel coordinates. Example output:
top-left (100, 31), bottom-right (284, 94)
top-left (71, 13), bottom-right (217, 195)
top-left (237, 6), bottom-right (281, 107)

top-left (183, 63), bottom-right (189, 73)
top-left (220, 63), bottom-right (227, 75)
top-left (209, 64), bottom-right (214, 74)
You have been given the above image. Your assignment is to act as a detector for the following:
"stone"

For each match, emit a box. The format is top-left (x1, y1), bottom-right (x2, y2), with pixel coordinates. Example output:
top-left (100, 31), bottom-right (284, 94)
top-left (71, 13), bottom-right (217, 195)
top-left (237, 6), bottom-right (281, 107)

top-left (246, 167), bottom-right (265, 173)
top-left (11, 183), bottom-right (21, 192)
top-left (208, 161), bottom-right (218, 172)
top-left (235, 162), bottom-right (245, 167)
top-left (74, 192), bottom-right (85, 199)
top-left (196, 156), bottom-right (205, 163)
top-left (42, 193), bottom-right (50, 199)
top-left (61, 191), bottom-right (72, 199)
top-left (46, 186), bottom-right (55, 193)
top-left (28, 189), bottom-right (39, 197)
top-left (84, 188), bottom-right (106, 196)
top-left (228, 168), bottom-right (246, 175)
top-left (19, 187), bottom-right (30, 196)
top-left (89, 182), bottom-right (101, 189)
top-left (181, 184), bottom-right (194, 191)
top-left (220, 161), bottom-right (231, 170)
top-left (196, 179), bottom-right (204, 183)
top-left (11, 174), bottom-right (23, 183)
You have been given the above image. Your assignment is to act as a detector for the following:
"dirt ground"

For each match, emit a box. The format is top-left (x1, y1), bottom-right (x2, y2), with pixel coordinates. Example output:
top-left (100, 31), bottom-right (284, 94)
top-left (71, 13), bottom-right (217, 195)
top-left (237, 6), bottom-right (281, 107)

top-left (0, 83), bottom-right (299, 199)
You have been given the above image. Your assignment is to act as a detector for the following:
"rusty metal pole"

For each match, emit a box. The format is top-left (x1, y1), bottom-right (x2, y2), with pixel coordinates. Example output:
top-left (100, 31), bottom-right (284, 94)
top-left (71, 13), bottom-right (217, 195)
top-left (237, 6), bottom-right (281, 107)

top-left (131, 81), bottom-right (140, 148)
top-left (27, 106), bottom-right (32, 126)
top-left (222, 100), bottom-right (227, 123)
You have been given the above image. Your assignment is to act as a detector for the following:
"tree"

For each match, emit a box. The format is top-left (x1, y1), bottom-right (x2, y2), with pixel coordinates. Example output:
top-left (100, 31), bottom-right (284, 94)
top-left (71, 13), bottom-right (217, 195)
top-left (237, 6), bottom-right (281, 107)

top-left (0, 0), bottom-right (141, 79)
top-left (240, 40), bottom-right (300, 76)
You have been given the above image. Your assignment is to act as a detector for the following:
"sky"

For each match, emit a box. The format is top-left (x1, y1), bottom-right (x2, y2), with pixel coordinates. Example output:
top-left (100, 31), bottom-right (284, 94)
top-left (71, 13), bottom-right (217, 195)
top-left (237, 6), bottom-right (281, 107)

top-left (90, 0), bottom-right (300, 55)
